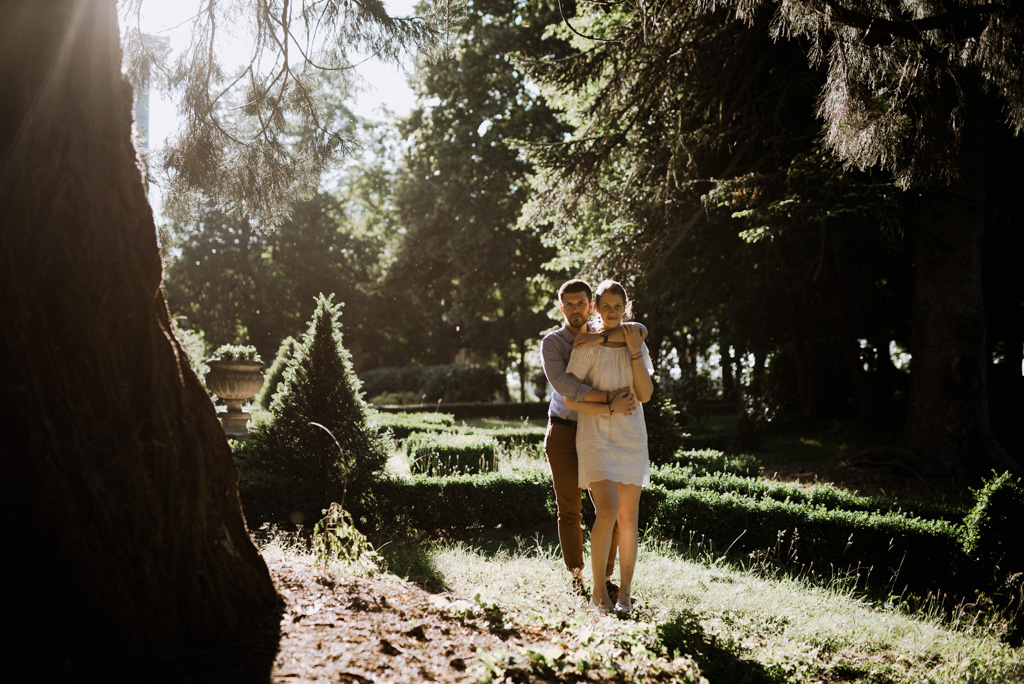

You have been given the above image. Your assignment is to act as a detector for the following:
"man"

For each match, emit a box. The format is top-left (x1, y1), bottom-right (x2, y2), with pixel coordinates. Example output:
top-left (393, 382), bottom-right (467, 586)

top-left (540, 278), bottom-right (647, 598)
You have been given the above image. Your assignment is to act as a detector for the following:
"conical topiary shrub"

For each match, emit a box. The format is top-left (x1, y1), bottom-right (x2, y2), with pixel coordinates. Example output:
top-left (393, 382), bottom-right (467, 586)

top-left (242, 294), bottom-right (390, 526)
top-left (255, 336), bottom-right (300, 409)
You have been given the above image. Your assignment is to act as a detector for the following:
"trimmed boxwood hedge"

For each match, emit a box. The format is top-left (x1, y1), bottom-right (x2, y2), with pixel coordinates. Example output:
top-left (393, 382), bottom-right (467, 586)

top-left (641, 486), bottom-right (968, 595)
top-left (364, 468), bottom-right (981, 599)
top-left (651, 465), bottom-right (965, 522)
top-left (372, 411), bottom-right (456, 441)
top-left (373, 470), bottom-right (553, 531)
top-left (406, 432), bottom-right (498, 476)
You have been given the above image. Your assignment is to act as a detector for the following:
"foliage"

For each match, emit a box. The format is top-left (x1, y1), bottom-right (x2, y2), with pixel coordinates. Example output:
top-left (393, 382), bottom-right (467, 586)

top-left (962, 471), bottom-right (1024, 574)
top-left (119, 0), bottom-right (438, 225)
top-left (163, 190), bottom-right (390, 364)
top-left (644, 485), bottom-right (966, 597)
top-left (382, 0), bottom-right (566, 373)
top-left (651, 465), bottom-right (964, 523)
top-left (243, 294), bottom-right (389, 524)
top-left (312, 502), bottom-right (380, 575)
top-left (170, 316), bottom-right (209, 381)
top-left (372, 470), bottom-right (553, 532)
top-left (212, 343), bottom-right (261, 362)
top-left (406, 432), bottom-right (498, 476)
top-left (644, 383), bottom-right (687, 466)
top-left (523, 3), bottom-right (911, 425)
top-left (669, 449), bottom-right (763, 478)
top-left (360, 364), bottom-right (507, 404)
top-left (371, 411), bottom-right (456, 441)
top-left (255, 336), bottom-right (300, 408)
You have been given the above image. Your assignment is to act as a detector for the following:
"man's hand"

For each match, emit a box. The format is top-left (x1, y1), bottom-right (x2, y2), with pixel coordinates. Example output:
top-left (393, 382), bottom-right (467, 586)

top-left (573, 331), bottom-right (604, 349)
top-left (609, 387), bottom-right (635, 415)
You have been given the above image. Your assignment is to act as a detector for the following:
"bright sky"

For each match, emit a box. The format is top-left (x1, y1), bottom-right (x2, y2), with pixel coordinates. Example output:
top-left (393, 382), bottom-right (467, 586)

top-left (129, 0), bottom-right (418, 149)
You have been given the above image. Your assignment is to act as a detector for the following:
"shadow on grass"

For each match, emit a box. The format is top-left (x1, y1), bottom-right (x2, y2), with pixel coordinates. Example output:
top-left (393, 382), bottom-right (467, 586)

top-left (373, 530), bottom-right (563, 594)
top-left (658, 610), bottom-right (786, 684)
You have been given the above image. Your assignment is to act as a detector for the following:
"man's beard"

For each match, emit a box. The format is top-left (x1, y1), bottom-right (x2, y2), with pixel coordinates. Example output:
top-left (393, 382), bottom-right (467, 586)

top-left (568, 314), bottom-right (586, 328)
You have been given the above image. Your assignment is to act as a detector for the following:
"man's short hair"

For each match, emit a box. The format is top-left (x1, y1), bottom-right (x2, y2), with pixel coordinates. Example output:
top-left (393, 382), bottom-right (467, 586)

top-left (558, 278), bottom-right (592, 302)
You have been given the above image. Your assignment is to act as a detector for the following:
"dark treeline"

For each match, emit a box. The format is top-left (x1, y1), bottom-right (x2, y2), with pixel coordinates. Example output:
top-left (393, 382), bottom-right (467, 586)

top-left (164, 1), bottom-right (1024, 475)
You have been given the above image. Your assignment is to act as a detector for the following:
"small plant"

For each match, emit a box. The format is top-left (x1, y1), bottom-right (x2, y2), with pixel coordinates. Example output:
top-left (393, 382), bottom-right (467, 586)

top-left (212, 343), bottom-right (261, 362)
top-left (312, 503), bottom-right (380, 575)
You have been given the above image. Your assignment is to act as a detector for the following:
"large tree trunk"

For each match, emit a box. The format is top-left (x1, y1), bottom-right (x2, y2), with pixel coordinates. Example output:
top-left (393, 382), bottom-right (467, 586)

top-left (1, 1), bottom-right (281, 676)
top-left (902, 119), bottom-right (1016, 476)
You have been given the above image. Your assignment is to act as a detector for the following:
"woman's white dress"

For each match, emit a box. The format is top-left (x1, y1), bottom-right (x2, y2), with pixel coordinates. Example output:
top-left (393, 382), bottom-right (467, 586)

top-left (567, 342), bottom-right (654, 488)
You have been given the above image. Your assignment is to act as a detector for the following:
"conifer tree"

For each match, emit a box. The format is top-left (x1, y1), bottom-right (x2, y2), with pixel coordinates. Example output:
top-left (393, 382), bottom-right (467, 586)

top-left (248, 295), bottom-right (389, 525)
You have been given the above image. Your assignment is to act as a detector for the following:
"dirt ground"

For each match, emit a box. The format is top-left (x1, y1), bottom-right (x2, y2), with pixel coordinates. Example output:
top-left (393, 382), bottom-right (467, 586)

top-left (268, 558), bottom-right (611, 683)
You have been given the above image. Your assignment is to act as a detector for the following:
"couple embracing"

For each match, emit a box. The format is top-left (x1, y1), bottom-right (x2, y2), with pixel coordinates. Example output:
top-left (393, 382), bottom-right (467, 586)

top-left (540, 278), bottom-right (653, 614)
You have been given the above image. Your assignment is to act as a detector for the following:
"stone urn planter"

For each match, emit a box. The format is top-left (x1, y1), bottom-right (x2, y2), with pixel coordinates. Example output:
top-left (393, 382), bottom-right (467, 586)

top-left (205, 357), bottom-right (265, 437)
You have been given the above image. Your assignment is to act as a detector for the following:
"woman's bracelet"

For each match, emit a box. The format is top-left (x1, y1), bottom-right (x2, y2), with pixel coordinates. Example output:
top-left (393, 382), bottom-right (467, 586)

top-left (630, 352), bottom-right (642, 361)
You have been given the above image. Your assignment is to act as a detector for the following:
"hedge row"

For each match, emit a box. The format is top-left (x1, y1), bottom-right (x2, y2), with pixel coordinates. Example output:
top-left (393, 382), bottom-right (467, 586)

top-left (651, 465), bottom-right (965, 522)
top-left (372, 471), bottom-right (553, 531)
top-left (640, 486), bottom-right (967, 594)
top-left (366, 471), bottom-right (976, 598)
top-left (406, 433), bottom-right (498, 476)
top-left (371, 411), bottom-right (456, 441)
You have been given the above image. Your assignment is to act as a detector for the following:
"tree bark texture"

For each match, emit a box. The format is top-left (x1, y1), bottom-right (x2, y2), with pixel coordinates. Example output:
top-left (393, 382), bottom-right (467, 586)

top-left (902, 117), bottom-right (1014, 475)
top-left (0, 0), bottom-right (281, 676)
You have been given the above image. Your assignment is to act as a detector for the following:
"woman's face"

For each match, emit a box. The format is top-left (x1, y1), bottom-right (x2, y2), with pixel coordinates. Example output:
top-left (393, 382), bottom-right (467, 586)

top-left (597, 292), bottom-right (626, 329)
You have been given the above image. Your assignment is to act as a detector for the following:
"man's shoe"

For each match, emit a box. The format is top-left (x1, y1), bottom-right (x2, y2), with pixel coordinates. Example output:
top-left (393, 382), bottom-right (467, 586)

top-left (605, 580), bottom-right (619, 604)
top-left (571, 576), bottom-right (587, 597)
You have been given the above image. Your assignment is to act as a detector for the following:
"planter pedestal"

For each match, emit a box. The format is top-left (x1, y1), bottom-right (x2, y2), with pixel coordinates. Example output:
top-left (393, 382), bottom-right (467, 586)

top-left (205, 359), bottom-right (265, 437)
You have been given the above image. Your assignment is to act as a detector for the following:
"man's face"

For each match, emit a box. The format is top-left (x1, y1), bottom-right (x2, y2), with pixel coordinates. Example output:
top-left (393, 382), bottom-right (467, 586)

top-left (559, 291), bottom-right (593, 330)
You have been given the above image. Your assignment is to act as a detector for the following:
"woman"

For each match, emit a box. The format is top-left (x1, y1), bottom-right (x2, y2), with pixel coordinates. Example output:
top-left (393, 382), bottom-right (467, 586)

top-left (564, 279), bottom-right (653, 614)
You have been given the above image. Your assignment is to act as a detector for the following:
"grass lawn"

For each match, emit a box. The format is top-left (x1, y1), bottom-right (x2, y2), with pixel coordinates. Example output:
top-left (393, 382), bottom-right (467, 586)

top-left (261, 528), bottom-right (1023, 684)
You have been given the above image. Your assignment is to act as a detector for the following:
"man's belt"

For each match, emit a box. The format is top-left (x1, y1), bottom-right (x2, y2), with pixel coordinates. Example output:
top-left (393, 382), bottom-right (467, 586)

top-left (549, 415), bottom-right (577, 428)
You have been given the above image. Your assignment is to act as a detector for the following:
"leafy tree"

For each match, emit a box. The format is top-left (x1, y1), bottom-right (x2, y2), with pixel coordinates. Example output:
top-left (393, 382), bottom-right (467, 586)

top-left (165, 190), bottom-right (387, 363)
top-left (383, 0), bottom-right (566, 391)
top-left (700, 0), bottom-right (1024, 473)
top-left (1, 0), bottom-right (433, 674)
top-left (525, 3), bottom-right (910, 422)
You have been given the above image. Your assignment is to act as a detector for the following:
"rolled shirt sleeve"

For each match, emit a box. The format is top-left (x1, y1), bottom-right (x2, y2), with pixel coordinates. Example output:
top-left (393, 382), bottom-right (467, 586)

top-left (541, 328), bottom-right (593, 410)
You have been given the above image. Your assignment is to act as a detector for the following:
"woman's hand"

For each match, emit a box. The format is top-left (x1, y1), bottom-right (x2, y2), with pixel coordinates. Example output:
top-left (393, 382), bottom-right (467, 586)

top-left (623, 324), bottom-right (643, 354)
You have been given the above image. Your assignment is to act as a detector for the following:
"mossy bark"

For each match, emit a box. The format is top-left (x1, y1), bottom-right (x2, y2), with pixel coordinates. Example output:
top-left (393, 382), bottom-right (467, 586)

top-left (0, 0), bottom-right (280, 676)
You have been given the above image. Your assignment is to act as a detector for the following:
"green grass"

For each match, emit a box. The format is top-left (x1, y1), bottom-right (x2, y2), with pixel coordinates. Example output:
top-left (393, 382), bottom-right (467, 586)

top-left (366, 533), bottom-right (1024, 684)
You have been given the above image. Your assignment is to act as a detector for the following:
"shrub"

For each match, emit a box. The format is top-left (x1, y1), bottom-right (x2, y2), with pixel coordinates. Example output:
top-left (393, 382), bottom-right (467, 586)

top-left (241, 295), bottom-right (390, 526)
top-left (651, 466), bottom-right (965, 522)
top-left (665, 449), bottom-right (762, 477)
top-left (212, 343), bottom-right (261, 362)
top-left (371, 411), bottom-right (456, 441)
top-left (406, 432), bottom-right (498, 476)
top-left (645, 383), bottom-right (687, 465)
top-left (255, 336), bottom-right (300, 408)
top-left (962, 471), bottom-right (1024, 574)
top-left (644, 485), bottom-right (966, 594)
top-left (372, 471), bottom-right (553, 531)
top-left (170, 317), bottom-right (209, 384)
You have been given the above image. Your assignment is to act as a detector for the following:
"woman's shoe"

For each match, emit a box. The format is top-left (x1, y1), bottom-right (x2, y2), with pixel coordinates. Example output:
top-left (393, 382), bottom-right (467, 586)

top-left (590, 597), bottom-right (614, 615)
top-left (614, 597), bottom-right (632, 615)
